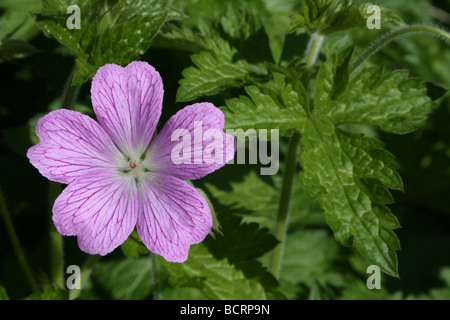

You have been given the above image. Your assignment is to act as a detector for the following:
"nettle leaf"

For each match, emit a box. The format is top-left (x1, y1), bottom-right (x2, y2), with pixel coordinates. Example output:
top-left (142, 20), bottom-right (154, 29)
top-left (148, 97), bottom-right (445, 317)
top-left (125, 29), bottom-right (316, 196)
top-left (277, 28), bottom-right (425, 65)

top-left (176, 36), bottom-right (256, 102)
top-left (291, 0), bottom-right (362, 34)
top-left (315, 50), bottom-right (432, 134)
top-left (159, 244), bottom-right (269, 300)
top-left (290, 0), bottom-right (404, 34)
top-left (34, 0), bottom-right (168, 84)
top-left (297, 45), bottom-right (433, 277)
top-left (176, 5), bottom-right (272, 102)
top-left (299, 119), bottom-right (403, 276)
top-left (222, 72), bottom-right (309, 136)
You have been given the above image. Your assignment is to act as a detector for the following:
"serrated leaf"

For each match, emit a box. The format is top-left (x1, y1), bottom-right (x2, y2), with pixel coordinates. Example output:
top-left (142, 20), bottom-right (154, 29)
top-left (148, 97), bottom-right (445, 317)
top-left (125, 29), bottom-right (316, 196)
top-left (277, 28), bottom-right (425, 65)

top-left (204, 212), bottom-right (278, 264)
top-left (315, 61), bottom-right (432, 134)
top-left (222, 73), bottom-right (308, 136)
top-left (290, 0), bottom-right (363, 34)
top-left (299, 119), bottom-right (402, 276)
top-left (176, 5), bottom-right (273, 102)
top-left (291, 1), bottom-right (404, 34)
top-left (34, 0), bottom-right (168, 84)
top-left (159, 244), bottom-right (268, 300)
top-left (176, 36), bottom-right (255, 102)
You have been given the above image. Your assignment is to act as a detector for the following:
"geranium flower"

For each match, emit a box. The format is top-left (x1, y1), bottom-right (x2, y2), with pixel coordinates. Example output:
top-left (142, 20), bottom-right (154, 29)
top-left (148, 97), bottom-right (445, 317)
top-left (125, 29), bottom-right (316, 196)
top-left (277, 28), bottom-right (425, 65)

top-left (27, 61), bottom-right (235, 262)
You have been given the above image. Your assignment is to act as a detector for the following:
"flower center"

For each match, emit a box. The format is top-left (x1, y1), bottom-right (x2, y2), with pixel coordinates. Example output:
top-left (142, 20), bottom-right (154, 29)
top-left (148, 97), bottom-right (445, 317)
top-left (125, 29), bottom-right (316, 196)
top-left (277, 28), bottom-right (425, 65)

top-left (117, 155), bottom-right (154, 185)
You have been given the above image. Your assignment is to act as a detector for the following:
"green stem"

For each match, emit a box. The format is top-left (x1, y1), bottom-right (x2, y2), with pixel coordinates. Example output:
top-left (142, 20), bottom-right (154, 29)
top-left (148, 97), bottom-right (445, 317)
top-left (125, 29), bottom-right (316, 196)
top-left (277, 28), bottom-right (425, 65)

top-left (269, 31), bottom-right (325, 279)
top-left (50, 65), bottom-right (82, 288)
top-left (69, 255), bottom-right (100, 300)
top-left (269, 131), bottom-right (301, 278)
top-left (352, 25), bottom-right (450, 75)
top-left (0, 187), bottom-right (40, 294)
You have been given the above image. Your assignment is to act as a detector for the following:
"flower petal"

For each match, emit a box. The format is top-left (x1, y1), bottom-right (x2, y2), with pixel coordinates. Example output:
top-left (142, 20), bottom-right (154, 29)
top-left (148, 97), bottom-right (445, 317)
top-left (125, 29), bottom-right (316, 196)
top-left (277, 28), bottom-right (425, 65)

top-left (136, 173), bottom-right (212, 262)
top-left (53, 169), bottom-right (138, 256)
top-left (146, 102), bottom-right (236, 180)
top-left (27, 109), bottom-right (123, 184)
top-left (91, 61), bottom-right (163, 158)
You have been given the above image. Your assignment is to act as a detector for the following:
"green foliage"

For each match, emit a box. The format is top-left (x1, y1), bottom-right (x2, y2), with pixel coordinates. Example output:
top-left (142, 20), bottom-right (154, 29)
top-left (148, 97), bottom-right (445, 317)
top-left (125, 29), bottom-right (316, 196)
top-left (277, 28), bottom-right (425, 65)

top-left (177, 36), bottom-right (257, 102)
top-left (159, 208), bottom-right (283, 299)
top-left (159, 244), bottom-right (270, 300)
top-left (175, 5), bottom-right (272, 101)
top-left (1, 0), bottom-right (449, 301)
top-left (290, 0), bottom-right (404, 34)
top-left (121, 231), bottom-right (150, 259)
top-left (222, 74), bottom-right (308, 136)
top-left (33, 0), bottom-right (169, 84)
top-left (299, 120), bottom-right (403, 276)
top-left (89, 257), bottom-right (154, 300)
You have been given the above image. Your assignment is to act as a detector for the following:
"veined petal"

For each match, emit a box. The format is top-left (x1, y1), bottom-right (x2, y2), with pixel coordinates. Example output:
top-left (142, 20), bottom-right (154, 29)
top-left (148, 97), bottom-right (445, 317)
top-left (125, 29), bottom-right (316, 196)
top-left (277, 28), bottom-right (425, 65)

top-left (91, 61), bottom-right (163, 158)
top-left (136, 173), bottom-right (212, 262)
top-left (53, 169), bottom-right (138, 256)
top-left (27, 109), bottom-right (123, 185)
top-left (146, 103), bottom-right (236, 180)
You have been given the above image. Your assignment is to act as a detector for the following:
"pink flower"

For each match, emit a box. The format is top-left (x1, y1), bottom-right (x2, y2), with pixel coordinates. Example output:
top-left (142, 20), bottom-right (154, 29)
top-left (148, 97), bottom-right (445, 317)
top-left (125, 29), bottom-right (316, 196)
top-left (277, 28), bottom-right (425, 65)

top-left (27, 61), bottom-right (235, 262)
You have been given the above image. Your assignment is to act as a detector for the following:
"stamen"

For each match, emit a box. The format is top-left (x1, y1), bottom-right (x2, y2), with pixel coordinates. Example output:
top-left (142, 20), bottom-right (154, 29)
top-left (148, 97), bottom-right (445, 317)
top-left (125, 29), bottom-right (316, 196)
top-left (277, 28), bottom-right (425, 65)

top-left (129, 162), bottom-right (137, 169)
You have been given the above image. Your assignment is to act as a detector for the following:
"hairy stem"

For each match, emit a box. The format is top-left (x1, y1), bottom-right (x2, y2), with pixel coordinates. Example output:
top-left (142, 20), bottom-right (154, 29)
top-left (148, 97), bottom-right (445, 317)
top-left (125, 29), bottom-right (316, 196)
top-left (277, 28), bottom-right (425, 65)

top-left (0, 187), bottom-right (40, 294)
top-left (352, 25), bottom-right (450, 75)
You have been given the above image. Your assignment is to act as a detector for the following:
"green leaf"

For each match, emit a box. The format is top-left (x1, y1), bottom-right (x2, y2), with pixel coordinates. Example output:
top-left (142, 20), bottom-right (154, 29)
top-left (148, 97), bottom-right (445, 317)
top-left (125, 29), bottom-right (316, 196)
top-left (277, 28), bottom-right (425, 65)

top-left (159, 244), bottom-right (269, 300)
top-left (280, 229), bottom-right (346, 299)
top-left (121, 230), bottom-right (150, 259)
top-left (290, 1), bottom-right (404, 34)
top-left (34, 0), bottom-right (168, 84)
top-left (176, 5), bottom-right (273, 102)
top-left (222, 73), bottom-right (308, 136)
top-left (315, 60), bottom-right (432, 134)
top-left (299, 119), bottom-right (402, 276)
top-left (92, 257), bottom-right (153, 300)
top-left (204, 212), bottom-right (278, 264)
top-left (176, 36), bottom-right (255, 102)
